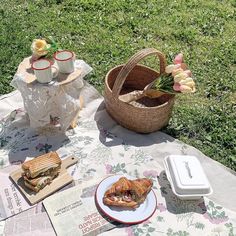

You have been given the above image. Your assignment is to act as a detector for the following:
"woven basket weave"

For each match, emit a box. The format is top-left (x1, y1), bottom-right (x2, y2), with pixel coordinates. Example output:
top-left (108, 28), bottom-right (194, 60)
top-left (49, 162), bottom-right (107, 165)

top-left (104, 48), bottom-right (175, 133)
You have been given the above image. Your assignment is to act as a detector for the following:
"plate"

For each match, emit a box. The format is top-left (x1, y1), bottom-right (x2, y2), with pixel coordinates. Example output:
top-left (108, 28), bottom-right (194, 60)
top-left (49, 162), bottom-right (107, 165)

top-left (95, 175), bottom-right (157, 224)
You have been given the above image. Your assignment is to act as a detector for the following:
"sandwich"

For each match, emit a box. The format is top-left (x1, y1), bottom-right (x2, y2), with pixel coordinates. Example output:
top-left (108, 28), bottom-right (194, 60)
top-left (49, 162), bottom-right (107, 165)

top-left (22, 152), bottom-right (61, 192)
top-left (22, 152), bottom-right (61, 178)
top-left (103, 177), bottom-right (153, 209)
top-left (23, 173), bottom-right (58, 192)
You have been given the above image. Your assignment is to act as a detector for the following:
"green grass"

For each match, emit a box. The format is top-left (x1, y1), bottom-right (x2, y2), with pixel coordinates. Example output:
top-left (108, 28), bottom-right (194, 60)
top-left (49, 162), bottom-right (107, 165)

top-left (0, 0), bottom-right (235, 170)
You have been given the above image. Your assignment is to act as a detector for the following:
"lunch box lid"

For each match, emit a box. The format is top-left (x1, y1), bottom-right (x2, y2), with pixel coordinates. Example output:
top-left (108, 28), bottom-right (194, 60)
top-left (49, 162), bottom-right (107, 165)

top-left (164, 155), bottom-right (213, 196)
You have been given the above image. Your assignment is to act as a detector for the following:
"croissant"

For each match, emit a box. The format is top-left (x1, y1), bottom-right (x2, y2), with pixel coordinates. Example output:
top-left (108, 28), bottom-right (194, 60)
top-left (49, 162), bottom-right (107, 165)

top-left (103, 177), bottom-right (153, 209)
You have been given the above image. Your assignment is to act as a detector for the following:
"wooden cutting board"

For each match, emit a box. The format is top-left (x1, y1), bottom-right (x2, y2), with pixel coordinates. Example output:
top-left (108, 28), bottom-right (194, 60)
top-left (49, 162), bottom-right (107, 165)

top-left (10, 156), bottom-right (78, 205)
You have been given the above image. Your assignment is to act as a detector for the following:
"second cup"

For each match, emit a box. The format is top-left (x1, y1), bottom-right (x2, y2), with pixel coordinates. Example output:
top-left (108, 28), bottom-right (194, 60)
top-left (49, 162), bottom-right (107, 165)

top-left (54, 50), bottom-right (75, 74)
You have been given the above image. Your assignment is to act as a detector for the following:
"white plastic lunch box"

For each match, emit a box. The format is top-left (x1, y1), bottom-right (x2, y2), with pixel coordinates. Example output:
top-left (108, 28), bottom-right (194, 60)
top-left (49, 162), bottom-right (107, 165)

top-left (163, 155), bottom-right (213, 200)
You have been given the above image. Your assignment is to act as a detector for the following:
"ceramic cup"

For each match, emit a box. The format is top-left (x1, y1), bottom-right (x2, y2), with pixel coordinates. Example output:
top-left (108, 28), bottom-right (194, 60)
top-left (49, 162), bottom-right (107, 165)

top-left (32, 59), bottom-right (58, 83)
top-left (53, 50), bottom-right (75, 74)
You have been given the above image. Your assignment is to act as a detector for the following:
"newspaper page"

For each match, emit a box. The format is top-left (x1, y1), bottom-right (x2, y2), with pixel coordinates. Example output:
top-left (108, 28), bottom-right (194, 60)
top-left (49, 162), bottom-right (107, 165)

top-left (0, 165), bottom-right (30, 221)
top-left (3, 202), bottom-right (55, 236)
top-left (43, 178), bottom-right (120, 236)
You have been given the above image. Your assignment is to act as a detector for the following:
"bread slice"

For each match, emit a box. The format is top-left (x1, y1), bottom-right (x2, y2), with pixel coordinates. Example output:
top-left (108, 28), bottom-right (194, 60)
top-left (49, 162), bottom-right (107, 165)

top-left (23, 172), bottom-right (59, 192)
top-left (22, 152), bottom-right (61, 178)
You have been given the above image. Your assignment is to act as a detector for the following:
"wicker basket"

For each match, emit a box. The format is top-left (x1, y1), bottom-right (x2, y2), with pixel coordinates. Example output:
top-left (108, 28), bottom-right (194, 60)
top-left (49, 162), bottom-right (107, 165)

top-left (104, 48), bottom-right (175, 133)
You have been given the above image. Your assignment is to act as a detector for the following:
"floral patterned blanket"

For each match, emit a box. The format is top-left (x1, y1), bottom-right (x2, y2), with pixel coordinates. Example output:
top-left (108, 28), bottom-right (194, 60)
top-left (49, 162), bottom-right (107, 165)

top-left (0, 108), bottom-right (236, 236)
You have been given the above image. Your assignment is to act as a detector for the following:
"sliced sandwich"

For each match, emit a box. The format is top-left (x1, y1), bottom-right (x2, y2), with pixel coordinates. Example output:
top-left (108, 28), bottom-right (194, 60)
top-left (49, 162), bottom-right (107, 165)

top-left (22, 152), bottom-right (61, 179)
top-left (103, 177), bottom-right (153, 209)
top-left (21, 152), bottom-right (61, 192)
top-left (23, 172), bottom-right (59, 192)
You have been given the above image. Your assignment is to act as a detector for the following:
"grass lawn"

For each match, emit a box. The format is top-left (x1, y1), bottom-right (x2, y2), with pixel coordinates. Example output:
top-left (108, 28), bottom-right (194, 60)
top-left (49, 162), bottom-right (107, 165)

top-left (0, 0), bottom-right (235, 170)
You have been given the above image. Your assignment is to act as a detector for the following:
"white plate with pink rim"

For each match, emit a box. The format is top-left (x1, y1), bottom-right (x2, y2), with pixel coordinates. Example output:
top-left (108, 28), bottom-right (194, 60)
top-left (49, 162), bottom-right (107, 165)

top-left (95, 174), bottom-right (157, 224)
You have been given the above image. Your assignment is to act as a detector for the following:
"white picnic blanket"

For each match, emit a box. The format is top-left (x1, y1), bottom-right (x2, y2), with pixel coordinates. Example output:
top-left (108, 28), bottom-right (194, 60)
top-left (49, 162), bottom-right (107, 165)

top-left (1, 84), bottom-right (235, 211)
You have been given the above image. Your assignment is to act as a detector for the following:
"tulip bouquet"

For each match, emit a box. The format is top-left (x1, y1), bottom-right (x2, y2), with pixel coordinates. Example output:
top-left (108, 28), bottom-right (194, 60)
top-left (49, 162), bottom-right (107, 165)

top-left (153, 53), bottom-right (196, 94)
top-left (31, 36), bottom-right (58, 60)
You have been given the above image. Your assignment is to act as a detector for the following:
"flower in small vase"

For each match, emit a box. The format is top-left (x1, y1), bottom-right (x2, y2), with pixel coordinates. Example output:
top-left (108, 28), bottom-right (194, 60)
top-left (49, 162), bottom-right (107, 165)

top-left (31, 39), bottom-right (50, 58)
top-left (31, 36), bottom-right (58, 60)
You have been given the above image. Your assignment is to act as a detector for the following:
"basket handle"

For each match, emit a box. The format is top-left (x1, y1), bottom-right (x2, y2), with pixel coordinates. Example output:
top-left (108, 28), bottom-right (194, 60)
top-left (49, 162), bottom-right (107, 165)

top-left (112, 48), bottom-right (167, 98)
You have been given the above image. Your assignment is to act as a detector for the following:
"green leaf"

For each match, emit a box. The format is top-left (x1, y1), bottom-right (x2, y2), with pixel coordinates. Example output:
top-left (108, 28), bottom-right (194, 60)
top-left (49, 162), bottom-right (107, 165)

top-left (137, 228), bottom-right (143, 233)
top-left (225, 223), bottom-right (232, 228)
top-left (205, 135), bottom-right (212, 141)
top-left (195, 222), bottom-right (205, 230)
top-left (219, 211), bottom-right (226, 218)
top-left (212, 210), bottom-right (217, 216)
top-left (208, 201), bottom-right (214, 207)
top-left (121, 163), bottom-right (125, 168)
top-left (148, 227), bottom-right (155, 232)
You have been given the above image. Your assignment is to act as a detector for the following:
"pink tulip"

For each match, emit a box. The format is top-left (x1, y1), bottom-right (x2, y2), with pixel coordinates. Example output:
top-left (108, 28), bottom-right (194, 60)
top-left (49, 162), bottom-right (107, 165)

top-left (173, 53), bottom-right (183, 64)
top-left (173, 83), bottom-right (181, 91)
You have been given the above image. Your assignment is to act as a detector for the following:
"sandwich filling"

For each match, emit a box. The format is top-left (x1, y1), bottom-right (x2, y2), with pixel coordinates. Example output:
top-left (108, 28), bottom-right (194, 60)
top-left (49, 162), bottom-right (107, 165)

top-left (24, 165), bottom-right (60, 178)
top-left (106, 190), bottom-right (137, 202)
top-left (23, 172), bottom-right (59, 192)
top-left (103, 177), bottom-right (153, 208)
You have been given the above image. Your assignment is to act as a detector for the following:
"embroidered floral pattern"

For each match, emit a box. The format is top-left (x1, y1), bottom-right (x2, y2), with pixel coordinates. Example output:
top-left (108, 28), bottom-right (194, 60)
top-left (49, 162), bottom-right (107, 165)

top-left (167, 228), bottom-right (190, 236)
top-left (203, 201), bottom-right (229, 224)
top-left (128, 221), bottom-right (157, 236)
top-left (105, 163), bottom-right (127, 174)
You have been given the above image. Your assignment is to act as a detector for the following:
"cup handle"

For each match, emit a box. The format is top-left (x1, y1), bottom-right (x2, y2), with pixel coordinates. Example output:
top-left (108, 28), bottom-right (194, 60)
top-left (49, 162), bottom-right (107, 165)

top-left (52, 66), bottom-right (59, 78)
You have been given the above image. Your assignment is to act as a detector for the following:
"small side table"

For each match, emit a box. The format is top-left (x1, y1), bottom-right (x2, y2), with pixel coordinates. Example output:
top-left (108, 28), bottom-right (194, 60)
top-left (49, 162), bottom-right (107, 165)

top-left (11, 57), bottom-right (92, 132)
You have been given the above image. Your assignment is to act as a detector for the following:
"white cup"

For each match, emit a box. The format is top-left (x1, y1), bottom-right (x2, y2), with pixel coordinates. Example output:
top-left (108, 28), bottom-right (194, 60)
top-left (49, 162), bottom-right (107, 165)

top-left (54, 50), bottom-right (75, 74)
top-left (32, 59), bottom-right (58, 83)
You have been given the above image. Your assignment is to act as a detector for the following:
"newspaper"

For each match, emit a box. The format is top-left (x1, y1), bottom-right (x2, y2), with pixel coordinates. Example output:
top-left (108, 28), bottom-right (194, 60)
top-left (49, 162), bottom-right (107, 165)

top-left (0, 165), bottom-right (30, 221)
top-left (43, 178), bottom-right (120, 236)
top-left (3, 202), bottom-right (55, 236)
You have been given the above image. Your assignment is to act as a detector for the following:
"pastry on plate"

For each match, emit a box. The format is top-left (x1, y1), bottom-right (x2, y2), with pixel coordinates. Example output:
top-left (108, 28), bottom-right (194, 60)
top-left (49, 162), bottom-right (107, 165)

top-left (103, 177), bottom-right (153, 209)
top-left (21, 152), bottom-right (61, 192)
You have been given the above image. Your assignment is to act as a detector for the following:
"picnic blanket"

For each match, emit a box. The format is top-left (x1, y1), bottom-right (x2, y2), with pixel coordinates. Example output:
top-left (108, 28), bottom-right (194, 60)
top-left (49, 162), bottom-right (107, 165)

top-left (0, 82), bottom-right (236, 236)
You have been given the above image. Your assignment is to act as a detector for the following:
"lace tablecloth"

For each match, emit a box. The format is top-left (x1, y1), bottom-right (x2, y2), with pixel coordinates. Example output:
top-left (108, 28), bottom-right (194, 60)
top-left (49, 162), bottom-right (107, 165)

top-left (10, 58), bottom-right (92, 132)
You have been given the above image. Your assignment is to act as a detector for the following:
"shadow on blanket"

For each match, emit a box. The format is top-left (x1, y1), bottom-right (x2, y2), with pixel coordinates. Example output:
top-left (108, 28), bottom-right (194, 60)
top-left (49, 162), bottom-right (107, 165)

top-left (94, 101), bottom-right (175, 148)
top-left (157, 170), bottom-right (207, 215)
top-left (0, 109), bottom-right (70, 166)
